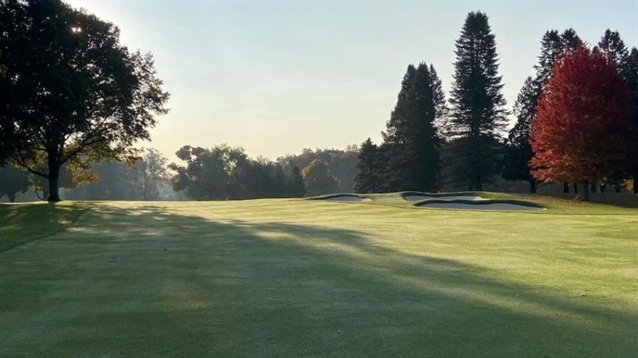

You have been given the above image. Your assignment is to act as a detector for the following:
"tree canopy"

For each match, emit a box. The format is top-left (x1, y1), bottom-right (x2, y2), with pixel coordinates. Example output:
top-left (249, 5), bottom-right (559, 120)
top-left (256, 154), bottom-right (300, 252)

top-left (530, 48), bottom-right (634, 200)
top-left (0, 0), bottom-right (169, 201)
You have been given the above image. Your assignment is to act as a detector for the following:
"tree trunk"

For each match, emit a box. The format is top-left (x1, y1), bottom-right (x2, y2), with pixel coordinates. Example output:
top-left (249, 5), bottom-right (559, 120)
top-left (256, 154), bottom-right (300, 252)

top-left (582, 182), bottom-right (590, 201)
top-left (529, 180), bottom-right (537, 194)
top-left (8, 192), bottom-right (16, 202)
top-left (600, 184), bottom-right (606, 193)
top-left (47, 160), bottom-right (61, 202)
top-left (573, 183), bottom-right (578, 194)
top-left (563, 183), bottom-right (569, 193)
top-left (590, 183), bottom-right (597, 193)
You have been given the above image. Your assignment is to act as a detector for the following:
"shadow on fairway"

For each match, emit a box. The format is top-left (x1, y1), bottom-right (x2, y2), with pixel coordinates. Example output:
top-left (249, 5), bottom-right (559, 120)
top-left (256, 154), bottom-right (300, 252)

top-left (0, 203), bottom-right (89, 252)
top-left (1, 204), bottom-right (635, 358)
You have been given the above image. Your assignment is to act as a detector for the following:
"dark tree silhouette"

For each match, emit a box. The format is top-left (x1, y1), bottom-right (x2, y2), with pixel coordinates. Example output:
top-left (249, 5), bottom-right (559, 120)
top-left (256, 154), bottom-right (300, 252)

top-left (447, 11), bottom-right (507, 191)
top-left (0, 165), bottom-right (29, 202)
top-left (382, 63), bottom-right (445, 191)
top-left (0, 0), bottom-right (169, 201)
top-left (354, 138), bottom-right (382, 193)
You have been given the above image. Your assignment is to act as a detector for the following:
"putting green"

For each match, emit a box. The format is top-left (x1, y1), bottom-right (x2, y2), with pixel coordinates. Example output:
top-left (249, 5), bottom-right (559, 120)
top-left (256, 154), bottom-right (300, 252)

top-left (1, 194), bottom-right (636, 357)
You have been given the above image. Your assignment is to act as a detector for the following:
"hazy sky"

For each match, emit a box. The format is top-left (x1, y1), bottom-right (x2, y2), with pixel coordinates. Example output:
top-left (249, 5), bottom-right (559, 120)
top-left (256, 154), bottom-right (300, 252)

top-left (67, 0), bottom-right (637, 162)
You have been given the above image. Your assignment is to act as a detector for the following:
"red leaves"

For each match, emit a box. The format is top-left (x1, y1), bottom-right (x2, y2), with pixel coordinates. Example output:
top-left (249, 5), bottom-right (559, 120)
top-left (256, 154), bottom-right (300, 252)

top-left (530, 48), bottom-right (634, 183)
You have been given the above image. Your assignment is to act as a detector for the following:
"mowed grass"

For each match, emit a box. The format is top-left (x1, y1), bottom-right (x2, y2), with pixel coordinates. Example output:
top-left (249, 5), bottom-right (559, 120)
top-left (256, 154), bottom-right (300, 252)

top-left (0, 194), bottom-right (636, 357)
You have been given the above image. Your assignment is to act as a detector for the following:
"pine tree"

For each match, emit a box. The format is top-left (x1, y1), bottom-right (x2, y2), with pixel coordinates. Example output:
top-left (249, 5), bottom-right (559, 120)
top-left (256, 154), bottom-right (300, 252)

top-left (502, 77), bottom-right (537, 192)
top-left (383, 65), bottom-right (418, 191)
top-left (502, 29), bottom-right (584, 192)
top-left (354, 138), bottom-right (381, 193)
top-left (447, 11), bottom-right (507, 190)
top-left (623, 48), bottom-right (638, 192)
top-left (381, 63), bottom-right (445, 192)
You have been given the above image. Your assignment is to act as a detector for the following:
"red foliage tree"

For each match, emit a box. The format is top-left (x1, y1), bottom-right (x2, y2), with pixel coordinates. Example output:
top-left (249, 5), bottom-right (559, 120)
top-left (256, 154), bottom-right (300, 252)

top-left (530, 48), bottom-right (634, 200)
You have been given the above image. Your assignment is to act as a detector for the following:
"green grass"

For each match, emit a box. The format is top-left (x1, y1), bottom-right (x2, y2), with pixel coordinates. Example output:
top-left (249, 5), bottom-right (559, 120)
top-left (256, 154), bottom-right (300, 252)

top-left (1, 194), bottom-right (637, 357)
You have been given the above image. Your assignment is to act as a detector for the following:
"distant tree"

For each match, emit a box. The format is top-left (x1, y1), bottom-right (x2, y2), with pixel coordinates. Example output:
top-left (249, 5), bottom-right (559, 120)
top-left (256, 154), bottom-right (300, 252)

top-left (0, 0), bottom-right (169, 201)
top-left (170, 145), bottom-right (229, 200)
top-left (354, 138), bottom-right (382, 193)
top-left (301, 160), bottom-right (338, 197)
top-left (447, 11), bottom-right (507, 190)
top-left (277, 146), bottom-right (359, 193)
top-left (0, 165), bottom-right (29, 202)
top-left (382, 63), bottom-right (445, 191)
top-left (530, 48), bottom-right (633, 201)
top-left (271, 164), bottom-right (287, 198)
top-left (133, 148), bottom-right (168, 201)
top-left (287, 165), bottom-right (306, 198)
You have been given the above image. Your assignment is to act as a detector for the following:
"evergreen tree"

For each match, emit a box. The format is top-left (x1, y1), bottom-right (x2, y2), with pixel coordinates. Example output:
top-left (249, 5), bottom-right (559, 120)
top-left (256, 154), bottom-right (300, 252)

top-left (502, 77), bottom-right (537, 192)
top-left (383, 65), bottom-right (418, 191)
top-left (447, 11), bottom-right (507, 190)
top-left (354, 138), bottom-right (382, 193)
top-left (624, 48), bottom-right (638, 192)
top-left (502, 29), bottom-right (584, 192)
top-left (597, 30), bottom-right (629, 68)
top-left (382, 63), bottom-right (444, 192)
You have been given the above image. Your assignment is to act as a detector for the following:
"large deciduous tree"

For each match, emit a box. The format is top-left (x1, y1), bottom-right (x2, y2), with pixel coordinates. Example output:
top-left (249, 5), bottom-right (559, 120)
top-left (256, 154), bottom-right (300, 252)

top-left (133, 148), bottom-right (168, 201)
top-left (447, 11), bottom-right (507, 190)
top-left (530, 48), bottom-right (633, 201)
top-left (301, 159), bottom-right (339, 197)
top-left (0, 0), bottom-right (169, 202)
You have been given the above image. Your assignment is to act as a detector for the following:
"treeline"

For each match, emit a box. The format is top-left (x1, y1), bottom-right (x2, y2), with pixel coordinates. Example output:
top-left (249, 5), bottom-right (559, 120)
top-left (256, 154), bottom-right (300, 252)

top-left (354, 12), bottom-right (638, 198)
top-left (1, 149), bottom-right (179, 202)
top-left (167, 145), bottom-right (359, 201)
top-left (1, 144), bottom-right (359, 202)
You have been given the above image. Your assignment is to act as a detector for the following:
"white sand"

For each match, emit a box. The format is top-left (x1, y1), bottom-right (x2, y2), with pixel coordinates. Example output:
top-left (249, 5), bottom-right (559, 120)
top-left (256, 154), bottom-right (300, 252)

top-left (325, 196), bottom-right (371, 202)
top-left (417, 202), bottom-right (542, 211)
top-left (404, 195), bottom-right (486, 202)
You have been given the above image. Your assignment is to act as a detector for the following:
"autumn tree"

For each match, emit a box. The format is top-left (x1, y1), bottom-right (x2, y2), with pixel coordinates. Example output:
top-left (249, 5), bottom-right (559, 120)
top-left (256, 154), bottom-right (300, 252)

top-left (530, 48), bottom-right (634, 201)
top-left (503, 29), bottom-right (583, 192)
top-left (0, 0), bottom-right (169, 201)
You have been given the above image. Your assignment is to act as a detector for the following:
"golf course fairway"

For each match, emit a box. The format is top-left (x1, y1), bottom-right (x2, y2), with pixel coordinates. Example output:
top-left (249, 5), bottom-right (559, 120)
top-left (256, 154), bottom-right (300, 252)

top-left (1, 194), bottom-right (636, 357)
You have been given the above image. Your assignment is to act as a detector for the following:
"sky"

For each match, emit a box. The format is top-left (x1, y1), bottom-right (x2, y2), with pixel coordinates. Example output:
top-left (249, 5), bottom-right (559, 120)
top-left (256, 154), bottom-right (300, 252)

top-left (66, 0), bottom-right (638, 162)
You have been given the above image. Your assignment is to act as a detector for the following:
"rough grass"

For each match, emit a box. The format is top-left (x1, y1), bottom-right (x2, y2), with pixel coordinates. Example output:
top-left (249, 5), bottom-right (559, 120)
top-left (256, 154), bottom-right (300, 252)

top-left (0, 194), bottom-right (636, 357)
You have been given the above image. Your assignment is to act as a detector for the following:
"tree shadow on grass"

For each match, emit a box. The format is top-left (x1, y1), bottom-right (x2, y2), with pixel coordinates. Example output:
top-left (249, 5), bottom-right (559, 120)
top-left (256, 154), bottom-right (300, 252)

top-left (0, 202), bottom-right (90, 253)
top-left (0, 204), bottom-right (636, 357)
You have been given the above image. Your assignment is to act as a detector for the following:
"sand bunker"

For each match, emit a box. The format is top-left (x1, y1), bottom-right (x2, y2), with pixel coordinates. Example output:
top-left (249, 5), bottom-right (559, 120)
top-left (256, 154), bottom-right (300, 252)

top-left (324, 195), bottom-right (371, 202)
top-left (417, 202), bottom-right (542, 211)
top-left (405, 195), bottom-right (486, 202)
